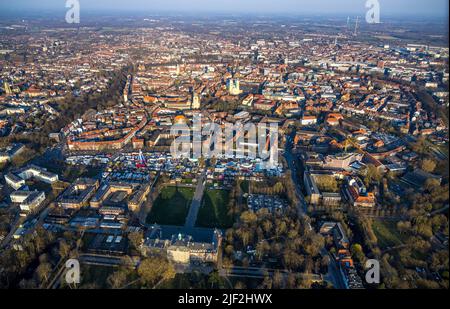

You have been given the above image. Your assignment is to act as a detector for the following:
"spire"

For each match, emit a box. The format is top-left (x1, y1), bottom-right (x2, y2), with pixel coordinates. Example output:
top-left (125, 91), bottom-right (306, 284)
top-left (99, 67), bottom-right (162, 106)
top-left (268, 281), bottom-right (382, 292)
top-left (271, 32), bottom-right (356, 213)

top-left (3, 81), bottom-right (12, 95)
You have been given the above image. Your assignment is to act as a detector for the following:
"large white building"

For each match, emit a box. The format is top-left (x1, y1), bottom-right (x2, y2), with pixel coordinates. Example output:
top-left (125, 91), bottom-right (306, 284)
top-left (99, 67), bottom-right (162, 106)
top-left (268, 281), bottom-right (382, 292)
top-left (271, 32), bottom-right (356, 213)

top-left (17, 165), bottom-right (59, 184)
top-left (4, 164), bottom-right (59, 190)
top-left (10, 190), bottom-right (46, 212)
top-left (143, 225), bottom-right (222, 264)
top-left (5, 173), bottom-right (26, 190)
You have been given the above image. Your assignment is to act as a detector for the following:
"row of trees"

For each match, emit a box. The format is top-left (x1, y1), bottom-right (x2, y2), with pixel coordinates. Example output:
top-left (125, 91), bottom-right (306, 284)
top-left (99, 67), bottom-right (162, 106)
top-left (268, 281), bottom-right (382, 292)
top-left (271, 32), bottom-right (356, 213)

top-left (0, 227), bottom-right (78, 288)
top-left (105, 255), bottom-right (175, 289)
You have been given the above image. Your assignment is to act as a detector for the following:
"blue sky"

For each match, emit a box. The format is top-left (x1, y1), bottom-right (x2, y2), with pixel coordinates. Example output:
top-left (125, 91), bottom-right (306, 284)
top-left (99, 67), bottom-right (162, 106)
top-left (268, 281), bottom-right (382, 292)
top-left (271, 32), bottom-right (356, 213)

top-left (0, 0), bottom-right (448, 17)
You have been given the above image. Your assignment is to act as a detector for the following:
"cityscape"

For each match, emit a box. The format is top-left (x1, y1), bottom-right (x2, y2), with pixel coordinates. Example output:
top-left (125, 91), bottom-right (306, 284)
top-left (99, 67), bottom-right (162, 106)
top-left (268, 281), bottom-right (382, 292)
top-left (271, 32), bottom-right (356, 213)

top-left (0, 0), bottom-right (448, 292)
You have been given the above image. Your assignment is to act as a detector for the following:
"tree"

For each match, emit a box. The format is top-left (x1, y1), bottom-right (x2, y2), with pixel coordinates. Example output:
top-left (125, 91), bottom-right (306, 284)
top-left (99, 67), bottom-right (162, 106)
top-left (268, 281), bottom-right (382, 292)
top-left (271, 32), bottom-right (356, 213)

top-left (282, 249), bottom-right (304, 270)
top-left (36, 262), bottom-right (52, 283)
top-left (234, 281), bottom-right (246, 289)
top-left (237, 228), bottom-right (252, 247)
top-left (273, 182), bottom-right (284, 194)
top-left (240, 211), bottom-right (257, 225)
top-left (137, 257), bottom-right (175, 288)
top-left (286, 273), bottom-right (297, 289)
top-left (209, 156), bottom-right (217, 168)
top-left (107, 267), bottom-right (130, 289)
top-left (362, 164), bottom-right (382, 186)
top-left (430, 250), bottom-right (449, 272)
top-left (315, 175), bottom-right (338, 192)
top-left (273, 271), bottom-right (284, 289)
top-left (344, 137), bottom-right (357, 153)
top-left (351, 243), bottom-right (366, 264)
top-left (303, 234), bottom-right (324, 257)
top-left (421, 159), bottom-right (436, 173)
top-left (59, 239), bottom-right (71, 259)
top-left (298, 276), bottom-right (312, 289)
top-left (416, 279), bottom-right (440, 289)
top-left (128, 231), bottom-right (144, 251)
top-left (198, 156), bottom-right (206, 168)
top-left (397, 221), bottom-right (412, 234)
top-left (411, 136), bottom-right (429, 156)
top-left (207, 271), bottom-right (222, 288)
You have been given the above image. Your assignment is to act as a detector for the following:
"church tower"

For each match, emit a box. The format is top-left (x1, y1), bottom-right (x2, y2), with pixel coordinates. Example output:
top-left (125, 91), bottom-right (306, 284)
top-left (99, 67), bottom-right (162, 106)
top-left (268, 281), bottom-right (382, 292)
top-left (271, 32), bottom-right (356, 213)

top-left (191, 92), bottom-right (200, 109)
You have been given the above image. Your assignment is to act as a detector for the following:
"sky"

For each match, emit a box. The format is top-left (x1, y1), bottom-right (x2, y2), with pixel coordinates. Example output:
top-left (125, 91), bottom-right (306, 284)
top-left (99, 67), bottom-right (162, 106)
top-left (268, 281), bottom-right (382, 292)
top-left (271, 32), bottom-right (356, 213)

top-left (0, 0), bottom-right (448, 17)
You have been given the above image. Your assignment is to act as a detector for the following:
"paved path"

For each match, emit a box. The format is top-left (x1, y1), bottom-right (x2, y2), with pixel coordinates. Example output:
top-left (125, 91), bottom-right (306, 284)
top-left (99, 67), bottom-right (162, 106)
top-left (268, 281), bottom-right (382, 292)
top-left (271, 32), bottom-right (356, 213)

top-left (321, 248), bottom-right (347, 289)
top-left (285, 136), bottom-right (346, 289)
top-left (184, 170), bottom-right (206, 228)
top-left (284, 136), bottom-right (307, 216)
top-left (429, 204), bottom-right (449, 216)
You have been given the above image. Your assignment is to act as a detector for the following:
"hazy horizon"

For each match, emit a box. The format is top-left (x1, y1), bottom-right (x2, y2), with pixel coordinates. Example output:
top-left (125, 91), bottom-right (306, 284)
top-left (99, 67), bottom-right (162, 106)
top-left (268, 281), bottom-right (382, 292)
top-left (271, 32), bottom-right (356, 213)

top-left (0, 0), bottom-right (448, 19)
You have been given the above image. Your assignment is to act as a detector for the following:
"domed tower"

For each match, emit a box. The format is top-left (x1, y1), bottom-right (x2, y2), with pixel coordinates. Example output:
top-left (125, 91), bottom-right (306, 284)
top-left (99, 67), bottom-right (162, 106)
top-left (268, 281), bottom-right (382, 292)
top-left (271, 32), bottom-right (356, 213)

top-left (191, 92), bottom-right (200, 109)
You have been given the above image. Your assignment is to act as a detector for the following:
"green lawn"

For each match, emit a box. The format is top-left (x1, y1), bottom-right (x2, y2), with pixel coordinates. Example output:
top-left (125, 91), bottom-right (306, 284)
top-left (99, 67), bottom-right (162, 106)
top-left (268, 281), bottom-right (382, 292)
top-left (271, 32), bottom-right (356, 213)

top-left (146, 186), bottom-right (194, 226)
top-left (196, 189), bottom-right (233, 229)
top-left (181, 178), bottom-right (193, 184)
top-left (371, 220), bottom-right (405, 249)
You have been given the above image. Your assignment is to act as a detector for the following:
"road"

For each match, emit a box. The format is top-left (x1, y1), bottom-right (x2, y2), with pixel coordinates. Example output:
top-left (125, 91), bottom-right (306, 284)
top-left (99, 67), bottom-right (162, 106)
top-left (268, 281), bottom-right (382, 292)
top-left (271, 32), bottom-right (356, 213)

top-left (321, 248), bottom-right (347, 289)
top-left (429, 204), bottom-right (449, 216)
top-left (184, 170), bottom-right (207, 228)
top-left (284, 135), bottom-right (347, 289)
top-left (284, 136), bottom-right (308, 216)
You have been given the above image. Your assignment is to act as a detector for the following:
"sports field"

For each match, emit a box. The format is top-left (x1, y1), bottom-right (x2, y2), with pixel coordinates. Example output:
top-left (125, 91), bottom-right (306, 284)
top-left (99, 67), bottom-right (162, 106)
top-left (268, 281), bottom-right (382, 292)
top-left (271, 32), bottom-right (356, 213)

top-left (146, 186), bottom-right (194, 226)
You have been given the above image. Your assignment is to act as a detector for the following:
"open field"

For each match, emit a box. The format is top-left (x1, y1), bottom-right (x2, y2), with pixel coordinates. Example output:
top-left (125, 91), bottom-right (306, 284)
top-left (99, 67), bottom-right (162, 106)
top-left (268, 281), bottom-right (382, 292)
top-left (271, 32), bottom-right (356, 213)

top-left (146, 186), bottom-right (194, 226)
top-left (196, 189), bottom-right (233, 229)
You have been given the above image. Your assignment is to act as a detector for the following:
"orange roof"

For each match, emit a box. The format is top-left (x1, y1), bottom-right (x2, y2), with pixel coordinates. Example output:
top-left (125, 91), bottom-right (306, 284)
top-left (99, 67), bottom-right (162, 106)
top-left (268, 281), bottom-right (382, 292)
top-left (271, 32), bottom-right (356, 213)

top-left (327, 113), bottom-right (344, 120)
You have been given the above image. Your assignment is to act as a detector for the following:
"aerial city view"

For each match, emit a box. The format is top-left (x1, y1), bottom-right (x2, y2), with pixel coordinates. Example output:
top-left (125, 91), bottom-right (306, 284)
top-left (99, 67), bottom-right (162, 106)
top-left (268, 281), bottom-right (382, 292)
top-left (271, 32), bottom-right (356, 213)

top-left (0, 0), bottom-right (448, 292)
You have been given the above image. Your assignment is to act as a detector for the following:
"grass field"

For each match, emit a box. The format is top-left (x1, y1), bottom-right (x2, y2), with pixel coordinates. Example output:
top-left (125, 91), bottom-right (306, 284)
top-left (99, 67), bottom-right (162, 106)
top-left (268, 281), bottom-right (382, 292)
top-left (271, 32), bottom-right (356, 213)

top-left (196, 189), bottom-right (233, 228)
top-left (371, 220), bottom-right (405, 249)
top-left (146, 186), bottom-right (194, 226)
